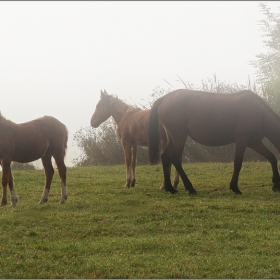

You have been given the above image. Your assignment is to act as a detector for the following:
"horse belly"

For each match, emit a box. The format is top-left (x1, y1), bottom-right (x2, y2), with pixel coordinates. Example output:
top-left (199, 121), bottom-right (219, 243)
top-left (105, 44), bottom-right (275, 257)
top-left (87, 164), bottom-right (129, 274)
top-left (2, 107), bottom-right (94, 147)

top-left (187, 117), bottom-right (236, 147)
top-left (189, 129), bottom-right (235, 146)
top-left (13, 136), bottom-right (49, 163)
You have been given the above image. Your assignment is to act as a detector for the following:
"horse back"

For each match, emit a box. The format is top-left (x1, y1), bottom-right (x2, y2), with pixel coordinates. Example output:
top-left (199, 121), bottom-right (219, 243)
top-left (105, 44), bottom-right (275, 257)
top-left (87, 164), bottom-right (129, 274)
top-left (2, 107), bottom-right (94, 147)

top-left (17, 116), bottom-right (67, 139)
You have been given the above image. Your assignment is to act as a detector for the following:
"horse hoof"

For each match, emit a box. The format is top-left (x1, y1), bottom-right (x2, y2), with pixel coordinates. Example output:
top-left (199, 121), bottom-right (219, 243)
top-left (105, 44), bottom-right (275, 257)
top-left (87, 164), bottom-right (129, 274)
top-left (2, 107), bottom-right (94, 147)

top-left (168, 187), bottom-right (178, 194)
top-left (131, 179), bottom-right (136, 187)
top-left (272, 186), bottom-right (280, 193)
top-left (189, 190), bottom-right (197, 196)
top-left (11, 197), bottom-right (18, 207)
top-left (60, 195), bottom-right (67, 204)
top-left (232, 189), bottom-right (242, 195)
top-left (230, 183), bottom-right (242, 195)
top-left (38, 198), bottom-right (48, 205)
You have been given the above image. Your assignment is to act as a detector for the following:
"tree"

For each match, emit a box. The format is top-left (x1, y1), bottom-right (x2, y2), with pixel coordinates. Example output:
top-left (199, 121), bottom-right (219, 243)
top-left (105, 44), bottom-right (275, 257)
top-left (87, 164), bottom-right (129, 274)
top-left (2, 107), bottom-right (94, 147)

top-left (250, 2), bottom-right (280, 114)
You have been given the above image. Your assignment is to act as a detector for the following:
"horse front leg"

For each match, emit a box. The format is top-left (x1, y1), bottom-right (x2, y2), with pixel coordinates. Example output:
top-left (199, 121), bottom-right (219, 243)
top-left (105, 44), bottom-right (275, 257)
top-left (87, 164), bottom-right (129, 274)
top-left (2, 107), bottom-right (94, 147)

top-left (54, 157), bottom-right (67, 204)
top-left (159, 127), bottom-right (180, 190)
top-left (122, 141), bottom-right (132, 188)
top-left (1, 160), bottom-right (11, 206)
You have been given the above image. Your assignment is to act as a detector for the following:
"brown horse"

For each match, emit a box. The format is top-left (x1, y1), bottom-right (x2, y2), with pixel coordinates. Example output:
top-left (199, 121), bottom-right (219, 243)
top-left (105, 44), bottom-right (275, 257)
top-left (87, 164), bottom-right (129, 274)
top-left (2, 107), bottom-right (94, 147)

top-left (0, 113), bottom-right (68, 206)
top-left (90, 90), bottom-right (179, 189)
top-left (148, 89), bottom-right (280, 195)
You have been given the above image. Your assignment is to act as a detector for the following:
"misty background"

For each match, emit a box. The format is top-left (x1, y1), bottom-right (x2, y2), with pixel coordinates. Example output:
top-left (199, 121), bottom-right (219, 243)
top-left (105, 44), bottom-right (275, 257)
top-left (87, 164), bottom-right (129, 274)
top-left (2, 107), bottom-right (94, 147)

top-left (0, 1), bottom-right (279, 168)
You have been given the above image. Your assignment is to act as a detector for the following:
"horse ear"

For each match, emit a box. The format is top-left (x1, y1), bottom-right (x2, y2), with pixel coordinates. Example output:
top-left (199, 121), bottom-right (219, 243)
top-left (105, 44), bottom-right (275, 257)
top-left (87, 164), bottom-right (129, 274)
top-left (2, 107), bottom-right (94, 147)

top-left (104, 89), bottom-right (108, 95)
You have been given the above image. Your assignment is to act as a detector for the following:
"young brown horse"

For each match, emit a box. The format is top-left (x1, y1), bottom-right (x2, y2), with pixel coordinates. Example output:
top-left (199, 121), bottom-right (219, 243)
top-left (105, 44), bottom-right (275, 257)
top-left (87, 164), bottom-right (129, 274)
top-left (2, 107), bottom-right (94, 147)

top-left (148, 89), bottom-right (280, 195)
top-left (90, 90), bottom-right (179, 189)
top-left (0, 114), bottom-right (68, 206)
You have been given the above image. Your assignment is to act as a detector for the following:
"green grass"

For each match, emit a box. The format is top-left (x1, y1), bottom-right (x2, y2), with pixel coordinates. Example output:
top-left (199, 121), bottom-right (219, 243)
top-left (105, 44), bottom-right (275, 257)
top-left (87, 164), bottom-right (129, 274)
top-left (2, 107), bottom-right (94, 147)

top-left (1, 162), bottom-right (280, 278)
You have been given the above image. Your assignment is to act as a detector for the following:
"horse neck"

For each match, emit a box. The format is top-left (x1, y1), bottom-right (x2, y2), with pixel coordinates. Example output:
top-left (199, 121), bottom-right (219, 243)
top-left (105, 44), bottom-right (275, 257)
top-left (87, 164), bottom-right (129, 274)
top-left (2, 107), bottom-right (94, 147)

top-left (0, 115), bottom-right (15, 136)
top-left (110, 99), bottom-right (137, 125)
top-left (0, 115), bottom-right (15, 128)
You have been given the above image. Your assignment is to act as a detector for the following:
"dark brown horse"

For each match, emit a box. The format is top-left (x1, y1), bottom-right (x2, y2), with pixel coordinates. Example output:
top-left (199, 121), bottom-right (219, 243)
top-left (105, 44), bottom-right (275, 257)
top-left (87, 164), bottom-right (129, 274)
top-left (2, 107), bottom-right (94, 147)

top-left (148, 89), bottom-right (280, 195)
top-left (0, 114), bottom-right (68, 206)
top-left (90, 90), bottom-right (179, 189)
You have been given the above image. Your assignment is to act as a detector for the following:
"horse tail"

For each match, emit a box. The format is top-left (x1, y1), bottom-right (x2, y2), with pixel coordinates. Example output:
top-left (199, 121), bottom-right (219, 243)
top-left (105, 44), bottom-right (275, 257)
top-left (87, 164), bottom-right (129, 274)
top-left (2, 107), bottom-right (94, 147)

top-left (63, 127), bottom-right (68, 158)
top-left (148, 96), bottom-right (165, 165)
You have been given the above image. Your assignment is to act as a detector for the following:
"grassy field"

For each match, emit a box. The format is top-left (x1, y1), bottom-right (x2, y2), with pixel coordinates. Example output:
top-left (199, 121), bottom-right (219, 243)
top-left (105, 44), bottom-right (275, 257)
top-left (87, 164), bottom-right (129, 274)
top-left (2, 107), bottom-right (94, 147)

top-left (1, 162), bottom-right (280, 278)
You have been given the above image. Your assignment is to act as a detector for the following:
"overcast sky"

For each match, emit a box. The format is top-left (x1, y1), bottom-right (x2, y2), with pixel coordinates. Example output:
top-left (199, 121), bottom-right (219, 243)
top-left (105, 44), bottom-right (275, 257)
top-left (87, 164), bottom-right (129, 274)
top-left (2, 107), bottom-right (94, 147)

top-left (0, 1), bottom-right (279, 167)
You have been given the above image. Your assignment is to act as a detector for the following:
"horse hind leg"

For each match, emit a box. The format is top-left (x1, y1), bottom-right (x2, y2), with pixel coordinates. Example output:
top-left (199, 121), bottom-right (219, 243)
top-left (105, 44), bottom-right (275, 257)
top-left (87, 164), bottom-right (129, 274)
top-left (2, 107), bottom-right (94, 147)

top-left (160, 135), bottom-right (181, 190)
top-left (160, 162), bottom-right (172, 190)
top-left (52, 134), bottom-right (68, 203)
top-left (122, 141), bottom-right (133, 188)
top-left (53, 155), bottom-right (67, 204)
top-left (39, 149), bottom-right (54, 204)
top-left (160, 163), bottom-right (180, 190)
top-left (8, 168), bottom-right (18, 206)
top-left (170, 136), bottom-right (196, 194)
top-left (230, 140), bottom-right (247, 194)
top-left (130, 145), bottom-right (137, 187)
top-left (171, 152), bottom-right (197, 195)
top-left (160, 138), bottom-right (178, 194)
top-left (248, 141), bottom-right (280, 192)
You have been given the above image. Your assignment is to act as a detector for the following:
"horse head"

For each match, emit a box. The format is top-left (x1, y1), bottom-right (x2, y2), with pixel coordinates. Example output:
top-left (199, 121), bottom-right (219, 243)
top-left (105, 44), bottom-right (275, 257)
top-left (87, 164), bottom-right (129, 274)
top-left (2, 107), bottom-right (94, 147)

top-left (90, 90), bottom-right (114, 128)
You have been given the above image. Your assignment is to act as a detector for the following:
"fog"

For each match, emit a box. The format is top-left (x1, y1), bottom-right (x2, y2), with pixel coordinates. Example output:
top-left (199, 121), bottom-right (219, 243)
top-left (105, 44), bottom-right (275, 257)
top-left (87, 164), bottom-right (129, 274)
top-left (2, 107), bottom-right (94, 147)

top-left (0, 1), bottom-right (279, 167)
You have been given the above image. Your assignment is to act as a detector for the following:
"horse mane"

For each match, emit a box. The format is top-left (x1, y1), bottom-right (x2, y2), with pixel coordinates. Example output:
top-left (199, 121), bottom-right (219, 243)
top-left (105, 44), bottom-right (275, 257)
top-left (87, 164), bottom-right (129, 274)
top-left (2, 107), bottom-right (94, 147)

top-left (0, 112), bottom-right (14, 126)
top-left (109, 95), bottom-right (141, 114)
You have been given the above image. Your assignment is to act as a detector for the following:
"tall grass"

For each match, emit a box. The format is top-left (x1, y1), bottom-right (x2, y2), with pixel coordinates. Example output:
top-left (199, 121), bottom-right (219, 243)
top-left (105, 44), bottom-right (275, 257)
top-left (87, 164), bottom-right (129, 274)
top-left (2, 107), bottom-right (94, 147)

top-left (1, 162), bottom-right (280, 278)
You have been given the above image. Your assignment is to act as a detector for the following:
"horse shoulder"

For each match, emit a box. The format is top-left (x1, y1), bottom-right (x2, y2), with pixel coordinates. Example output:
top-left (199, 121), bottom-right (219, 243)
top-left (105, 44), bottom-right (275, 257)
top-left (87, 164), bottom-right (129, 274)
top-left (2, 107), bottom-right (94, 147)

top-left (0, 128), bottom-right (16, 159)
